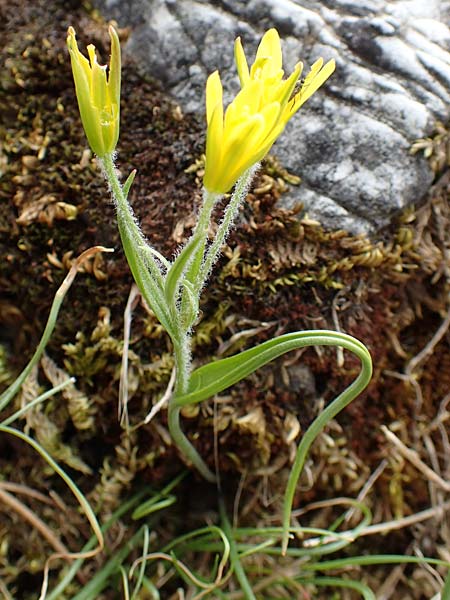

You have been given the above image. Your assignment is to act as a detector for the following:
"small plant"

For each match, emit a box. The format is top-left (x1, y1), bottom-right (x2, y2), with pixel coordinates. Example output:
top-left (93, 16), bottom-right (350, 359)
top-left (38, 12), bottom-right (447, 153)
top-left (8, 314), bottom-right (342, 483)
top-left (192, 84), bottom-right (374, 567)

top-left (67, 25), bottom-right (372, 555)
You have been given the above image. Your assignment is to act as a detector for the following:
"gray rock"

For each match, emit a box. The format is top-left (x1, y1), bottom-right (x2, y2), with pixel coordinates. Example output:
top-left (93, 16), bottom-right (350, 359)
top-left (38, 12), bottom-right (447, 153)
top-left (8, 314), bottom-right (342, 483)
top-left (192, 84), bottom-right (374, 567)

top-left (93, 0), bottom-right (450, 235)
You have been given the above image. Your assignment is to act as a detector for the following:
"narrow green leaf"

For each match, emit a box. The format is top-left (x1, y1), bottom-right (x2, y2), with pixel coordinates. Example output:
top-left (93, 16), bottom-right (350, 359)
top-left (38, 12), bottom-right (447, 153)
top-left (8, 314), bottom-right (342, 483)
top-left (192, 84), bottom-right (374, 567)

top-left (71, 526), bottom-right (146, 600)
top-left (45, 490), bottom-right (148, 600)
top-left (0, 425), bottom-right (103, 556)
top-left (123, 169), bottom-right (137, 199)
top-left (443, 568), bottom-right (450, 600)
top-left (131, 526), bottom-right (150, 600)
top-left (295, 577), bottom-right (376, 600)
top-left (1, 377), bottom-right (75, 426)
top-left (184, 237), bottom-right (206, 291)
top-left (132, 495), bottom-right (176, 519)
top-left (101, 155), bottom-right (174, 338)
top-left (0, 247), bottom-right (112, 412)
top-left (164, 236), bottom-right (202, 305)
top-left (145, 245), bottom-right (171, 270)
top-left (132, 471), bottom-right (187, 520)
top-left (171, 328), bottom-right (372, 555)
top-left (117, 218), bottom-right (174, 337)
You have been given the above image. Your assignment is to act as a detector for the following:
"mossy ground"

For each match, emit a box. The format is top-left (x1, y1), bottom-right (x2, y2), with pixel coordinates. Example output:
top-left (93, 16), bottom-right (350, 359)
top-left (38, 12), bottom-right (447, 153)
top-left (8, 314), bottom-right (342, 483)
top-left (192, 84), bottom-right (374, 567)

top-left (1, 1), bottom-right (449, 598)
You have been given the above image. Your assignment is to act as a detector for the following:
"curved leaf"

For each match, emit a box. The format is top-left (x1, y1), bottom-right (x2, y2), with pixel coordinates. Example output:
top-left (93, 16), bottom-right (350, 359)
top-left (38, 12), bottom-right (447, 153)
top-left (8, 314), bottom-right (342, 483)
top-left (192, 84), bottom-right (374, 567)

top-left (171, 328), bottom-right (373, 554)
top-left (173, 330), bottom-right (370, 407)
top-left (0, 247), bottom-right (112, 412)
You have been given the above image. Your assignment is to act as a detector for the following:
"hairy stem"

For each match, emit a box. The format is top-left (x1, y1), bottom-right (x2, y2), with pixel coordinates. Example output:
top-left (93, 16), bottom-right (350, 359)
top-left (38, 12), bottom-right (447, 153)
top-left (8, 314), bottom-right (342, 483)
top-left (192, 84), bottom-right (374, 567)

top-left (197, 166), bottom-right (258, 293)
top-left (100, 154), bottom-right (174, 337)
top-left (168, 337), bottom-right (216, 483)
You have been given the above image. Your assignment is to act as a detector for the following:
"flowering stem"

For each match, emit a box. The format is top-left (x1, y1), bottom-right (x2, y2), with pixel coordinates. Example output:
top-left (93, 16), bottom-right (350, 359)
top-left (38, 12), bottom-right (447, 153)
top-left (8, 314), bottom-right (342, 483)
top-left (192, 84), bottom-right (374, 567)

top-left (182, 188), bottom-right (221, 301)
top-left (100, 154), bottom-right (216, 481)
top-left (169, 336), bottom-right (216, 483)
top-left (195, 188), bottom-right (221, 238)
top-left (165, 189), bottom-right (219, 482)
top-left (165, 180), bottom-right (259, 483)
top-left (166, 175), bottom-right (258, 482)
top-left (198, 166), bottom-right (258, 292)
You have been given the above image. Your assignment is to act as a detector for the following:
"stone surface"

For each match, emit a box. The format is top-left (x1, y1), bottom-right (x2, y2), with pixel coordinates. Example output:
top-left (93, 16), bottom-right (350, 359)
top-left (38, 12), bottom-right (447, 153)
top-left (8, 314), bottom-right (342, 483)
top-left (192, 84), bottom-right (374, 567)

top-left (93, 0), bottom-right (450, 234)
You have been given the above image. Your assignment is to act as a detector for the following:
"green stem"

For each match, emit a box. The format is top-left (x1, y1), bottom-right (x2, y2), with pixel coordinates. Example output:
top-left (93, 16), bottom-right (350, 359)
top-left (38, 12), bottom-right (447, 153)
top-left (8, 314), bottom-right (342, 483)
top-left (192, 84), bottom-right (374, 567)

top-left (198, 166), bottom-right (257, 291)
top-left (195, 188), bottom-right (222, 237)
top-left (173, 336), bottom-right (191, 395)
top-left (101, 154), bottom-right (215, 481)
top-left (164, 189), bottom-right (221, 481)
top-left (181, 188), bottom-right (220, 308)
top-left (168, 403), bottom-right (216, 483)
top-left (168, 337), bottom-right (216, 483)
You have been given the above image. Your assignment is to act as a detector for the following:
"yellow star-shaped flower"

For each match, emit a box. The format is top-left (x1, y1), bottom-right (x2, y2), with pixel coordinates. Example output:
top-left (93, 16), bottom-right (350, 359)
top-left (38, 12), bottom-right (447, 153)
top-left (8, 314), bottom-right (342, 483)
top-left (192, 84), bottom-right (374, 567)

top-left (203, 29), bottom-right (335, 194)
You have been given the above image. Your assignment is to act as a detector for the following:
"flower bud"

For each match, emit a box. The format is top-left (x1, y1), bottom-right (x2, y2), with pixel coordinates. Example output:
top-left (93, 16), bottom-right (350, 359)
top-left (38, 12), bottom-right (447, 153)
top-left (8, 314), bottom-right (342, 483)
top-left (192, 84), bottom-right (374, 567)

top-left (67, 26), bottom-right (121, 157)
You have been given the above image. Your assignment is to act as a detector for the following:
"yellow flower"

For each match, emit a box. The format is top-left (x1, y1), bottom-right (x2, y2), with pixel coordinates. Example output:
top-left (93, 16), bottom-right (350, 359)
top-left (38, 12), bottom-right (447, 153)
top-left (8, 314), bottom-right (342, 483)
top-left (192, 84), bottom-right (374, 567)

top-left (203, 28), bottom-right (335, 194)
top-left (67, 26), bottom-right (121, 157)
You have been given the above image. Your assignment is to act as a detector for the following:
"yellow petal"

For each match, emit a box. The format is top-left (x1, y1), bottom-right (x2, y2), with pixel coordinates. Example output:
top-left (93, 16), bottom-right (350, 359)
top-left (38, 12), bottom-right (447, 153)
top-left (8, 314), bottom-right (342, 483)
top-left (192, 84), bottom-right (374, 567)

top-left (277, 62), bottom-right (303, 106)
top-left (206, 71), bottom-right (223, 125)
top-left (67, 27), bottom-right (92, 83)
top-left (255, 28), bottom-right (282, 75)
top-left (203, 28), bottom-right (336, 193)
top-left (203, 101), bottom-right (224, 192)
top-left (290, 58), bottom-right (335, 113)
top-left (204, 72), bottom-right (224, 191)
top-left (67, 26), bottom-right (121, 156)
top-left (107, 26), bottom-right (121, 110)
top-left (225, 80), bottom-right (263, 129)
top-left (204, 115), bottom-right (265, 193)
top-left (220, 115), bottom-right (265, 175)
top-left (67, 33), bottom-right (104, 155)
top-left (250, 56), bottom-right (269, 80)
top-left (234, 37), bottom-right (250, 87)
top-left (259, 102), bottom-right (282, 139)
top-left (88, 46), bottom-right (108, 109)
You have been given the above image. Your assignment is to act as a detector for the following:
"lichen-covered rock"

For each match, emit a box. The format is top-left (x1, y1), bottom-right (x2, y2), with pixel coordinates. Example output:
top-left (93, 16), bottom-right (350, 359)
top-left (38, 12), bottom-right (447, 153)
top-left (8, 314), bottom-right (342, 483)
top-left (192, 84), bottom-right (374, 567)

top-left (93, 0), bottom-right (450, 234)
